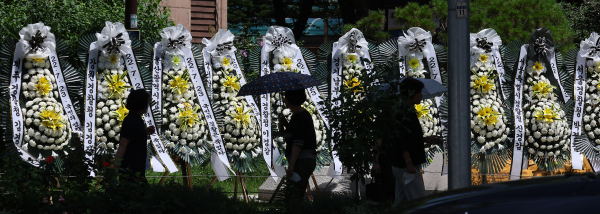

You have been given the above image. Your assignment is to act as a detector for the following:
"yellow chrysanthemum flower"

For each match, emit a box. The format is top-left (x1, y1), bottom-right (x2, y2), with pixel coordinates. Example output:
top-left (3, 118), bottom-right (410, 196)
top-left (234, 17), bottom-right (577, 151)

top-left (282, 57), bottom-right (293, 69)
top-left (344, 77), bottom-right (363, 93)
top-left (35, 76), bottom-right (52, 96)
top-left (168, 70), bottom-right (191, 95)
top-left (472, 74), bottom-right (495, 94)
top-left (414, 103), bottom-right (433, 121)
top-left (40, 107), bottom-right (65, 130)
top-left (173, 55), bottom-right (181, 65)
top-left (32, 58), bottom-right (45, 63)
top-left (479, 53), bottom-right (489, 63)
top-left (531, 80), bottom-right (555, 97)
top-left (109, 54), bottom-right (119, 65)
top-left (409, 58), bottom-right (420, 69)
top-left (534, 107), bottom-right (561, 123)
top-left (104, 71), bottom-right (132, 98)
top-left (347, 54), bottom-right (358, 63)
top-left (222, 57), bottom-right (231, 67)
top-left (228, 104), bottom-right (252, 129)
top-left (532, 61), bottom-right (544, 73)
top-left (110, 103), bottom-right (129, 123)
top-left (223, 75), bottom-right (241, 91)
top-left (178, 103), bottom-right (201, 132)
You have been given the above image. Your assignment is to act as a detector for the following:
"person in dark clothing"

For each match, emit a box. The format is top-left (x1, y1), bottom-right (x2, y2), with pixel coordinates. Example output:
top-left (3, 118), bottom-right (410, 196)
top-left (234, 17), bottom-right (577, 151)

top-left (373, 78), bottom-right (440, 205)
top-left (278, 89), bottom-right (317, 201)
top-left (113, 89), bottom-right (155, 185)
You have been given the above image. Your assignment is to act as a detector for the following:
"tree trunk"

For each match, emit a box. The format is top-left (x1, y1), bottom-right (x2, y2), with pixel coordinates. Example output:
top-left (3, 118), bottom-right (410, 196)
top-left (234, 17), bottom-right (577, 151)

top-left (339, 0), bottom-right (357, 25)
top-left (292, 0), bottom-right (316, 41)
top-left (272, 0), bottom-right (287, 27)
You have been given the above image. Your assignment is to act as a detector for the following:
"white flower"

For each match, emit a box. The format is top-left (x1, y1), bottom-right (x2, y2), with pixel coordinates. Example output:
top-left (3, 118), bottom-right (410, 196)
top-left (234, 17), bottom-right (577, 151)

top-left (240, 152), bottom-right (247, 159)
top-left (233, 151), bottom-right (239, 156)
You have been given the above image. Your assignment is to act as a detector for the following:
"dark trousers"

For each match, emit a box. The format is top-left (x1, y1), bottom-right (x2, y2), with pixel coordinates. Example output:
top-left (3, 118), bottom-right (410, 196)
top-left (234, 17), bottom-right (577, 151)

top-left (285, 158), bottom-right (316, 201)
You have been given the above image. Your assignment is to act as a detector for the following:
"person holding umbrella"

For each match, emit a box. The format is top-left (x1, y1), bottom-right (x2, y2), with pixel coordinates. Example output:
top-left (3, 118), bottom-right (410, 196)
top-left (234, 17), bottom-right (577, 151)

top-left (237, 71), bottom-right (322, 201)
top-left (277, 89), bottom-right (317, 201)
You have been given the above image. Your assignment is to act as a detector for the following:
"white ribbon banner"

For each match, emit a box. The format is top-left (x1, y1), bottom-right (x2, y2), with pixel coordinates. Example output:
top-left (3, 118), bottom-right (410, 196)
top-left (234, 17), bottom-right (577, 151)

top-left (84, 43), bottom-right (99, 176)
top-left (228, 54), bottom-right (260, 123)
top-left (570, 54), bottom-right (586, 170)
top-left (202, 48), bottom-right (213, 92)
top-left (49, 51), bottom-right (83, 139)
top-left (423, 43), bottom-right (448, 175)
top-left (550, 54), bottom-right (571, 102)
top-left (182, 47), bottom-right (234, 180)
top-left (491, 46), bottom-right (508, 100)
top-left (291, 47), bottom-right (330, 129)
top-left (510, 45), bottom-right (528, 180)
top-left (260, 46), bottom-right (286, 182)
top-left (150, 42), bottom-right (166, 172)
top-left (9, 42), bottom-right (39, 166)
top-left (328, 42), bottom-right (343, 178)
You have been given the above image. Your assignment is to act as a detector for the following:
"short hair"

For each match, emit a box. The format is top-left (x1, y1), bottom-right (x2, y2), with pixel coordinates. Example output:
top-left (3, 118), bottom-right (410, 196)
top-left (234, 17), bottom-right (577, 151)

top-left (398, 78), bottom-right (424, 99)
top-left (284, 89), bottom-right (306, 106)
top-left (126, 89), bottom-right (150, 112)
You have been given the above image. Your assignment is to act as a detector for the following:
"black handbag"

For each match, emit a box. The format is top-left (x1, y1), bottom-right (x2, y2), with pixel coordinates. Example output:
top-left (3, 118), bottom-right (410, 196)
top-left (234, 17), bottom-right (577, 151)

top-left (365, 177), bottom-right (389, 202)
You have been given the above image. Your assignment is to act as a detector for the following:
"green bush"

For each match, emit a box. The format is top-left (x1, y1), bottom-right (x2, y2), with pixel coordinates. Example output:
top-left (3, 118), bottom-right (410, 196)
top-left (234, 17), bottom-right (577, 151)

top-left (343, 10), bottom-right (390, 43)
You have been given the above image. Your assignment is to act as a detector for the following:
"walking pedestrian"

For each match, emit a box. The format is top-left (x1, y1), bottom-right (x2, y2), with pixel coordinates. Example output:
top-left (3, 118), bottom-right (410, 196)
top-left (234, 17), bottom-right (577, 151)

top-left (112, 89), bottom-right (155, 186)
top-left (278, 89), bottom-right (317, 202)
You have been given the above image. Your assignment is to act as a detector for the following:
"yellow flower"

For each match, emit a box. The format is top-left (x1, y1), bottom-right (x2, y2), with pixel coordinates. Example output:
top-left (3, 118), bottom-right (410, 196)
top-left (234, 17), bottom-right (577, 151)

top-left (222, 57), bottom-right (231, 67)
top-left (32, 58), bottom-right (44, 63)
top-left (409, 58), bottom-right (420, 69)
top-left (484, 114), bottom-right (499, 126)
top-left (178, 104), bottom-right (201, 132)
top-left (168, 69), bottom-right (191, 95)
top-left (414, 103), bottom-right (433, 121)
top-left (282, 57), bottom-right (293, 70)
top-left (534, 107), bottom-right (561, 123)
top-left (223, 75), bottom-right (241, 91)
top-left (531, 80), bottom-right (555, 97)
top-left (35, 76), bottom-right (52, 96)
top-left (344, 77), bottom-right (363, 93)
top-left (173, 55), bottom-right (181, 65)
top-left (476, 105), bottom-right (500, 126)
top-left (478, 53), bottom-right (489, 63)
top-left (109, 54), bottom-right (119, 65)
top-left (532, 61), bottom-right (544, 73)
top-left (472, 73), bottom-right (495, 94)
top-left (110, 102), bottom-right (129, 123)
top-left (228, 104), bottom-right (252, 129)
top-left (104, 70), bottom-right (132, 98)
top-left (347, 54), bottom-right (358, 63)
top-left (40, 107), bottom-right (65, 131)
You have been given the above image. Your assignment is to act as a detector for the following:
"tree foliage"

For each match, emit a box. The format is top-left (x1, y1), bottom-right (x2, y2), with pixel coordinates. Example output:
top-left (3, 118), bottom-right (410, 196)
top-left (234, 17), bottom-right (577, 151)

top-left (0, 0), bottom-right (173, 64)
top-left (343, 10), bottom-right (390, 43)
top-left (394, 0), bottom-right (575, 50)
top-left (561, 0), bottom-right (600, 44)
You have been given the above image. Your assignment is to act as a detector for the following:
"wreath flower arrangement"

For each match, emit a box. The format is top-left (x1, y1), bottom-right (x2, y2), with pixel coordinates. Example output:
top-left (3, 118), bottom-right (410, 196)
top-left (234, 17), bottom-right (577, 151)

top-left (18, 23), bottom-right (72, 157)
top-left (158, 25), bottom-right (210, 164)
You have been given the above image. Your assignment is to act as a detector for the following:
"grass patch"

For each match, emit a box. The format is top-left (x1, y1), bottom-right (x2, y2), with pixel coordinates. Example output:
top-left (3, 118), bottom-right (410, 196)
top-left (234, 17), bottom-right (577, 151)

top-left (146, 159), bottom-right (271, 195)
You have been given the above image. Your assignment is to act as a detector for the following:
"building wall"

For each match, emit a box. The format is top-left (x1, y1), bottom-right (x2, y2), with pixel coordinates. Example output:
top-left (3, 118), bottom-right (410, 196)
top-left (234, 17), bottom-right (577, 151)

top-left (161, 0), bottom-right (227, 43)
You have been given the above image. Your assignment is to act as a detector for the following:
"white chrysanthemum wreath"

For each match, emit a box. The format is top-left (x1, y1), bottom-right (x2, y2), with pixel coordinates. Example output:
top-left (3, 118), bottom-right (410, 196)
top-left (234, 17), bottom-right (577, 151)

top-left (469, 52), bottom-right (509, 153)
top-left (21, 55), bottom-right (71, 153)
top-left (582, 59), bottom-right (600, 146)
top-left (523, 61), bottom-right (570, 158)
top-left (211, 56), bottom-right (261, 160)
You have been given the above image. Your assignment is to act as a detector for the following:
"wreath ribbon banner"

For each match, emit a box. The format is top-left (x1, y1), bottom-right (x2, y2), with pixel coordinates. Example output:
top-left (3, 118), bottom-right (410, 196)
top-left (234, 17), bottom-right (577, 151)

top-left (84, 43), bottom-right (99, 176)
top-left (9, 42), bottom-right (39, 166)
top-left (182, 47), bottom-right (234, 180)
top-left (510, 45), bottom-right (528, 180)
top-left (571, 54), bottom-right (586, 170)
top-left (202, 48), bottom-right (213, 92)
top-left (49, 51), bottom-right (83, 139)
top-left (550, 54), bottom-right (571, 102)
top-left (328, 42), bottom-right (344, 178)
top-left (259, 46), bottom-right (286, 182)
top-left (491, 46), bottom-right (508, 100)
top-left (149, 42), bottom-right (168, 172)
